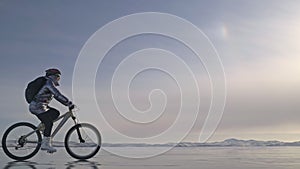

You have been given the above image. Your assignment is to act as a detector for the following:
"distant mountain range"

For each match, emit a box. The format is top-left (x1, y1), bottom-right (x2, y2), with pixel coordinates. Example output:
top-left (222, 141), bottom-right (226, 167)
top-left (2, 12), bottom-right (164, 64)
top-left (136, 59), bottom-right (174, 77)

top-left (3, 138), bottom-right (300, 148)
top-left (99, 138), bottom-right (300, 147)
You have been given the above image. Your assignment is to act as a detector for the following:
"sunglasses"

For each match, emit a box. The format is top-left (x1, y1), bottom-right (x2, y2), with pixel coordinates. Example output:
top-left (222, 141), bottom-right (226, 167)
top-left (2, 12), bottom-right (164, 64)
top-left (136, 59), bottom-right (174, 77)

top-left (54, 74), bottom-right (61, 79)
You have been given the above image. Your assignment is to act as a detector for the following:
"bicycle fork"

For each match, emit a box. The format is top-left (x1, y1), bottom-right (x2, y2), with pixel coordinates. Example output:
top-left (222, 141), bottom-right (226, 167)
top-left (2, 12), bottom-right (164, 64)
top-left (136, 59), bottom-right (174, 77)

top-left (72, 116), bottom-right (85, 143)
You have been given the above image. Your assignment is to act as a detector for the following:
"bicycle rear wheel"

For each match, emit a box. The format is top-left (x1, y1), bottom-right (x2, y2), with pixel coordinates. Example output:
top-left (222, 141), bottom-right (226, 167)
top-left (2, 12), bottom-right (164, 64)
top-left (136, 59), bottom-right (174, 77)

top-left (2, 122), bottom-right (42, 161)
top-left (65, 123), bottom-right (101, 160)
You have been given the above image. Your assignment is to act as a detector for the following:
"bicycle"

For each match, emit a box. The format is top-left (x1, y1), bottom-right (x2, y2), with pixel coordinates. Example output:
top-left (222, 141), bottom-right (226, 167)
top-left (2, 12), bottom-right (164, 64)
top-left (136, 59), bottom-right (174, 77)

top-left (1, 107), bottom-right (102, 161)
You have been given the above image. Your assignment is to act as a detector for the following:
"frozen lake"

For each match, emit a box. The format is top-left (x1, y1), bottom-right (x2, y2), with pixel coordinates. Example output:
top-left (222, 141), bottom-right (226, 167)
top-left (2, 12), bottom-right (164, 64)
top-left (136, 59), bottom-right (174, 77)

top-left (1, 147), bottom-right (300, 169)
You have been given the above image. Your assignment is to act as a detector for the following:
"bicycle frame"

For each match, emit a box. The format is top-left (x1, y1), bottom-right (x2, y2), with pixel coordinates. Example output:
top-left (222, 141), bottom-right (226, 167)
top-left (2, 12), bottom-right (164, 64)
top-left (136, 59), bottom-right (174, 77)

top-left (24, 110), bottom-right (78, 141)
top-left (51, 110), bottom-right (77, 138)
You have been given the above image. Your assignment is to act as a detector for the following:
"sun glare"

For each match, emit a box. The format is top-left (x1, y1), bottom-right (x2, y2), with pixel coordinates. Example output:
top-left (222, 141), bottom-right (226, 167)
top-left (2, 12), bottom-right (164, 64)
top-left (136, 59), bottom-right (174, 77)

top-left (220, 23), bottom-right (228, 39)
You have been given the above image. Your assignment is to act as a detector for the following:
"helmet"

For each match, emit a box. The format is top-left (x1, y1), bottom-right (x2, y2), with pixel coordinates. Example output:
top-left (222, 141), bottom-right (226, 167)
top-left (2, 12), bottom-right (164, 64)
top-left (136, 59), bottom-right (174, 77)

top-left (45, 68), bottom-right (61, 77)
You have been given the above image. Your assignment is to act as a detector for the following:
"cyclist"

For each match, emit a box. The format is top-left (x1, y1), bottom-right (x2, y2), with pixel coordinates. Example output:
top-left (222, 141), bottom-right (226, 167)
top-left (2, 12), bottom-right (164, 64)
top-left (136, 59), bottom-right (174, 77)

top-left (29, 68), bottom-right (74, 153)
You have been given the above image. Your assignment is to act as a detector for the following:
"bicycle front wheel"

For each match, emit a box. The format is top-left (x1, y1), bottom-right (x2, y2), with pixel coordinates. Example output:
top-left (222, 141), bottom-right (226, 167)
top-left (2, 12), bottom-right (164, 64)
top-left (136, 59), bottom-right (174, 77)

top-left (65, 123), bottom-right (101, 160)
top-left (2, 122), bottom-right (42, 161)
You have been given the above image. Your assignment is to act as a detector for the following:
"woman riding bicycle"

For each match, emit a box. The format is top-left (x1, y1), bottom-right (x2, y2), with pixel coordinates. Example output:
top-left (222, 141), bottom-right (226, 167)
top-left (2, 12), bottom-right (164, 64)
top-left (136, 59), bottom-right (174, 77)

top-left (29, 68), bottom-right (75, 153)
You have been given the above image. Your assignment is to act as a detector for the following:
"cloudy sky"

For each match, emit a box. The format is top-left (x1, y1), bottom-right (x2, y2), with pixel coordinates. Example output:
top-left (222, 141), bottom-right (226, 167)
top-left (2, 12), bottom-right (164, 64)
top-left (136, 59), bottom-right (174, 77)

top-left (0, 0), bottom-right (299, 143)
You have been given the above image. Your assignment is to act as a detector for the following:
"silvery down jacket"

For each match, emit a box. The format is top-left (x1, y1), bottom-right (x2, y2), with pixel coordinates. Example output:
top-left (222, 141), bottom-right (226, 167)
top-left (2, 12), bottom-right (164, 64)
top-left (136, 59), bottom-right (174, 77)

top-left (29, 76), bottom-right (71, 115)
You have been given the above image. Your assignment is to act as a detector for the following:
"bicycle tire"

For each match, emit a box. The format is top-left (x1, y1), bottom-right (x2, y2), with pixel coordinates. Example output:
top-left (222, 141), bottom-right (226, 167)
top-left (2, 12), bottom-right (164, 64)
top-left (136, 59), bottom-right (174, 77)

top-left (64, 123), bottom-right (101, 160)
top-left (2, 122), bottom-right (42, 161)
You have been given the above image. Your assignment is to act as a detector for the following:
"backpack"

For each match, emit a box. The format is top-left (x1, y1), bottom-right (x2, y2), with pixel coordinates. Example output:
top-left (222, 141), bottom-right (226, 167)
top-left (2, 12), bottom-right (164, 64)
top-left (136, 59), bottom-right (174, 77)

top-left (25, 76), bottom-right (47, 103)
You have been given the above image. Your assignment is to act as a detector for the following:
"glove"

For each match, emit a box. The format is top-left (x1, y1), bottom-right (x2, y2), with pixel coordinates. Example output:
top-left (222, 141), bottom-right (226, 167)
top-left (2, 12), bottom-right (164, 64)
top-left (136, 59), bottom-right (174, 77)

top-left (68, 101), bottom-right (75, 110)
top-left (69, 104), bottom-right (75, 110)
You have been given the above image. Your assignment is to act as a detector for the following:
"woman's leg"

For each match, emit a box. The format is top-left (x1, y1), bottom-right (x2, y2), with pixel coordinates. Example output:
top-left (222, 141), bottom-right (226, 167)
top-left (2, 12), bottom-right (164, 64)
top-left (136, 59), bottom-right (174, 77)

top-left (37, 107), bottom-right (60, 137)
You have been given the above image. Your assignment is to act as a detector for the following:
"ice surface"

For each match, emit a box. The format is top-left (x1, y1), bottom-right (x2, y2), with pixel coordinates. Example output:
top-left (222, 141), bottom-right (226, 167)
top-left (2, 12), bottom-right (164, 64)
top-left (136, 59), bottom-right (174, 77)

top-left (1, 147), bottom-right (300, 169)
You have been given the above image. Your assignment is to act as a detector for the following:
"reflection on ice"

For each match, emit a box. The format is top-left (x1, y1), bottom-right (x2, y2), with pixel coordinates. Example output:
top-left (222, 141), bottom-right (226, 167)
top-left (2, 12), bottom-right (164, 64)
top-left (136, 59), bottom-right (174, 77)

top-left (3, 161), bottom-right (38, 169)
top-left (66, 160), bottom-right (101, 169)
top-left (3, 159), bottom-right (101, 169)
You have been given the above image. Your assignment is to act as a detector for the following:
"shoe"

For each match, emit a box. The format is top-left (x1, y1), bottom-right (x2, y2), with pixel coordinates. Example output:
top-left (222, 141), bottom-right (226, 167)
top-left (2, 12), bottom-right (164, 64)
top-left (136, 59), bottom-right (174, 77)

top-left (41, 137), bottom-right (57, 153)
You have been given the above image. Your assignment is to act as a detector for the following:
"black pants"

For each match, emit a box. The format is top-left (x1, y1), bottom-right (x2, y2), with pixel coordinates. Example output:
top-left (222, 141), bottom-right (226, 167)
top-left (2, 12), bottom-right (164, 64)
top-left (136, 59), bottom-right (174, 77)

top-left (37, 107), bottom-right (60, 137)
